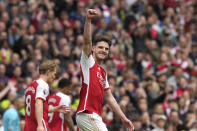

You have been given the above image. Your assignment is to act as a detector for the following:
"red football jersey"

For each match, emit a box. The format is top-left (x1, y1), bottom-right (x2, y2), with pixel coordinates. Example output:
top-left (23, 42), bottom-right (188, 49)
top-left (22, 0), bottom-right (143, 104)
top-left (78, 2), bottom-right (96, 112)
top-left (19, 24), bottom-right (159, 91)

top-left (76, 51), bottom-right (110, 116)
top-left (24, 78), bottom-right (50, 131)
top-left (48, 92), bottom-right (71, 131)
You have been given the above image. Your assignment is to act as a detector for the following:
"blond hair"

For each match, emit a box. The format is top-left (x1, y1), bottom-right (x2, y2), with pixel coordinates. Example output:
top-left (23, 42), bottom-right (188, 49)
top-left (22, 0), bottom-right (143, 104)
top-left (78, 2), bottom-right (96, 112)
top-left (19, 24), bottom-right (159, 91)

top-left (39, 60), bottom-right (57, 74)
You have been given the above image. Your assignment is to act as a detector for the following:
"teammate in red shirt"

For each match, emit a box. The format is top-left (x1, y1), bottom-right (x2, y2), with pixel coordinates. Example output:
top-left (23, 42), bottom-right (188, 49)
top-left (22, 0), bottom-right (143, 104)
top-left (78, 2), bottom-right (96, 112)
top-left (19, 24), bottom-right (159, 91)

top-left (76, 9), bottom-right (134, 131)
top-left (48, 78), bottom-right (75, 131)
top-left (24, 60), bottom-right (69, 131)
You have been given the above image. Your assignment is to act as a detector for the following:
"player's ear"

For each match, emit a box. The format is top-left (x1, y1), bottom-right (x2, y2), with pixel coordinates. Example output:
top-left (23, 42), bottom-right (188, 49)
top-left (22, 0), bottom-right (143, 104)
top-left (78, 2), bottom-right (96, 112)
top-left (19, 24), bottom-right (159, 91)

top-left (92, 46), bottom-right (95, 52)
top-left (46, 70), bottom-right (51, 76)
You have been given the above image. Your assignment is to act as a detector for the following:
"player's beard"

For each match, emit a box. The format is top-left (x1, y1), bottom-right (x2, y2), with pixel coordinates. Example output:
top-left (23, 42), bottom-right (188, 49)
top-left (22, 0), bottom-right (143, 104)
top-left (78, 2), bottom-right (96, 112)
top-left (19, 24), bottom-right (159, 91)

top-left (96, 52), bottom-right (107, 61)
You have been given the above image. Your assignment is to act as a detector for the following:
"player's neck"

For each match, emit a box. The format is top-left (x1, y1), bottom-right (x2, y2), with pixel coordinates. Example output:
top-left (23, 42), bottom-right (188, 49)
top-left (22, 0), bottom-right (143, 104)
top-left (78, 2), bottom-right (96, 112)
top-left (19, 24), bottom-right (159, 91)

top-left (59, 89), bottom-right (70, 95)
top-left (40, 75), bottom-right (48, 83)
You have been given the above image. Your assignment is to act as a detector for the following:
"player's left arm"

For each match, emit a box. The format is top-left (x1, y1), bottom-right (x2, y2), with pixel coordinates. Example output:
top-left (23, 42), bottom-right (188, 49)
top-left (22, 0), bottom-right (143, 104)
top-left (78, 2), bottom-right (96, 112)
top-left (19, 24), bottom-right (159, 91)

top-left (104, 89), bottom-right (134, 131)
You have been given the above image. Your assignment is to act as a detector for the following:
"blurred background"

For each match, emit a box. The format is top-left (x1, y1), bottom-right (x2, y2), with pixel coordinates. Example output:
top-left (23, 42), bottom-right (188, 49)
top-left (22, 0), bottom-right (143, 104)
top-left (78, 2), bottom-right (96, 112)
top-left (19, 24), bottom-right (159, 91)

top-left (0, 0), bottom-right (197, 131)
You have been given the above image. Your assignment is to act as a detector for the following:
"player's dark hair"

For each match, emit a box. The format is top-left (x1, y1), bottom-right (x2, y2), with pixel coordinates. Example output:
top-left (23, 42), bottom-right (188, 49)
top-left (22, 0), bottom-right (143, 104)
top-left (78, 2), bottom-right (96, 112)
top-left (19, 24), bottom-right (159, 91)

top-left (58, 78), bottom-right (71, 89)
top-left (93, 34), bottom-right (112, 47)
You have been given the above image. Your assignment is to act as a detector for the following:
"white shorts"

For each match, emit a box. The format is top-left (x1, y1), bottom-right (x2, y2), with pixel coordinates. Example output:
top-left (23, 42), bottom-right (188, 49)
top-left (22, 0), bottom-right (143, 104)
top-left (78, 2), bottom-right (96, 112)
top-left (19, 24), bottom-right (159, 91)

top-left (76, 112), bottom-right (108, 131)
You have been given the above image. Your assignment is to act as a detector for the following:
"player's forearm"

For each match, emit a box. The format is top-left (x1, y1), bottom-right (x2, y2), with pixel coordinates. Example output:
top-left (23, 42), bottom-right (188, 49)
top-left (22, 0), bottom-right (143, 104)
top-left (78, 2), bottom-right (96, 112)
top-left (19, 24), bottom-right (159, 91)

top-left (108, 97), bottom-right (127, 121)
top-left (65, 113), bottom-right (75, 131)
top-left (84, 17), bottom-right (92, 45)
top-left (48, 106), bottom-right (54, 113)
top-left (35, 99), bottom-right (44, 126)
top-left (48, 106), bottom-right (59, 113)
top-left (48, 106), bottom-right (60, 113)
top-left (83, 17), bottom-right (92, 55)
top-left (104, 91), bottom-right (127, 121)
top-left (51, 42), bottom-right (60, 57)
top-left (0, 85), bottom-right (10, 100)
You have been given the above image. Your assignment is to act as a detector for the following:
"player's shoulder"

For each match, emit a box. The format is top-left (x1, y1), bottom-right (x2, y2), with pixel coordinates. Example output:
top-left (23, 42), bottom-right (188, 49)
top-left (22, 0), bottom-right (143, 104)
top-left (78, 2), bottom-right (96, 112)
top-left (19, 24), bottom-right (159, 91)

top-left (49, 93), bottom-right (60, 99)
top-left (56, 92), bottom-right (68, 98)
top-left (81, 51), bottom-right (94, 61)
top-left (56, 92), bottom-right (70, 101)
top-left (48, 95), bottom-right (58, 104)
top-left (57, 92), bottom-right (71, 106)
top-left (36, 78), bottom-right (49, 88)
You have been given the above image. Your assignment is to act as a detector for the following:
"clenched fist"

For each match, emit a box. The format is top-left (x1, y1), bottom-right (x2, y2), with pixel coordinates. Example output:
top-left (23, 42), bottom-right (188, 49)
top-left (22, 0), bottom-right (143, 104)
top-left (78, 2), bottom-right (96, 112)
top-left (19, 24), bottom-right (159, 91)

top-left (86, 9), bottom-right (100, 19)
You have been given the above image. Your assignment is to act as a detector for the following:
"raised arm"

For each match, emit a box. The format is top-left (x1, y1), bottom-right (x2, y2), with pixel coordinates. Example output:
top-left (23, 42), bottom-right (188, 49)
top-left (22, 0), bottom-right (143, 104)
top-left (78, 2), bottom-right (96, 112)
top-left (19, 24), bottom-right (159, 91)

top-left (0, 85), bottom-right (10, 100)
top-left (104, 89), bottom-right (134, 131)
top-left (83, 9), bottom-right (99, 56)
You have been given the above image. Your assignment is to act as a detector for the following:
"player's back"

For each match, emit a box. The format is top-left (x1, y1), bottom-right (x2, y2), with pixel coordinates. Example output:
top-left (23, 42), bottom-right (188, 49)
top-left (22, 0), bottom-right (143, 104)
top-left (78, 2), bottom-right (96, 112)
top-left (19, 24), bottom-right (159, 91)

top-left (24, 79), bottom-right (50, 131)
top-left (48, 92), bottom-right (70, 131)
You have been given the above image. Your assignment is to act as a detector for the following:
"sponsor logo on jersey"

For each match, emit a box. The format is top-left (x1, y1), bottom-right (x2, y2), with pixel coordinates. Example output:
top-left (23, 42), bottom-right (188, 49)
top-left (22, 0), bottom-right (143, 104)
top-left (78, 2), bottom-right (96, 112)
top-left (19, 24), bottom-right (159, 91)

top-left (25, 86), bottom-right (35, 94)
top-left (97, 72), bottom-right (106, 88)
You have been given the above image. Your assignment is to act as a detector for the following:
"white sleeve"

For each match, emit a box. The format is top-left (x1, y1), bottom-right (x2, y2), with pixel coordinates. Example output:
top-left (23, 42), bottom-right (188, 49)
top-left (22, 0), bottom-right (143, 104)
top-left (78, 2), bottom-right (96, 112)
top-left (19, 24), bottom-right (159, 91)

top-left (35, 83), bottom-right (49, 101)
top-left (80, 51), bottom-right (95, 84)
top-left (59, 95), bottom-right (71, 107)
top-left (104, 74), bottom-right (110, 90)
top-left (80, 51), bottom-right (95, 69)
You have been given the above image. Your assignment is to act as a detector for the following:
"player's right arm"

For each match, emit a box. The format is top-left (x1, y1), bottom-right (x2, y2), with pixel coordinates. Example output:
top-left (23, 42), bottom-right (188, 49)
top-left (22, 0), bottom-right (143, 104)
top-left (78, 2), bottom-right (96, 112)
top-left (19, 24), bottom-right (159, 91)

top-left (64, 112), bottom-right (75, 131)
top-left (83, 9), bottom-right (99, 56)
top-left (35, 99), bottom-right (45, 131)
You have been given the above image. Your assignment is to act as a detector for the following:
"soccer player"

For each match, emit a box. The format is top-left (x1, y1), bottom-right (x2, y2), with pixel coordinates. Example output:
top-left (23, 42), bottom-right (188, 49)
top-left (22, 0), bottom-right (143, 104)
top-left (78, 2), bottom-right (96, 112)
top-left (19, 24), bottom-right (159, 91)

top-left (48, 78), bottom-right (75, 131)
top-left (24, 60), bottom-right (69, 131)
top-left (76, 9), bottom-right (134, 131)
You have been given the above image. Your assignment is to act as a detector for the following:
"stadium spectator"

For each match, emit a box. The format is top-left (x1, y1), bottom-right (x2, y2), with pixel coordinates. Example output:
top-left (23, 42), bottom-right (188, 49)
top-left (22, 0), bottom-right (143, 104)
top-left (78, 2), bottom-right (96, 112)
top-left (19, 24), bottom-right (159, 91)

top-left (2, 96), bottom-right (24, 131)
top-left (0, 0), bottom-right (196, 130)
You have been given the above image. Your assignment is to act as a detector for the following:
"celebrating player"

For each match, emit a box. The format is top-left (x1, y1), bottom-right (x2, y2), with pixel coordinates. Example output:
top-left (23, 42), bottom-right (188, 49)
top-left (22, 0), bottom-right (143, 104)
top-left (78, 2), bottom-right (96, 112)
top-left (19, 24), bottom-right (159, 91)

top-left (76, 9), bottom-right (134, 131)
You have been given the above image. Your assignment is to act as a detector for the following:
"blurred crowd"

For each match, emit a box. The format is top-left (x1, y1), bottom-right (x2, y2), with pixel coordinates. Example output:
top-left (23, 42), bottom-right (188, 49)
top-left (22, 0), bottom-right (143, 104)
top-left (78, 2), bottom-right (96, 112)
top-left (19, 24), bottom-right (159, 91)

top-left (0, 0), bottom-right (197, 131)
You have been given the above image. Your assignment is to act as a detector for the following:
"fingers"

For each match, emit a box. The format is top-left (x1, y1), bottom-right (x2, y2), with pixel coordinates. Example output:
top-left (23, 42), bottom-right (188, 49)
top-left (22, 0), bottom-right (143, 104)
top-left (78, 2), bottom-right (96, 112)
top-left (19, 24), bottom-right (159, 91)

top-left (88, 9), bottom-right (98, 15)
top-left (63, 106), bottom-right (71, 114)
top-left (126, 127), bottom-right (132, 131)
top-left (127, 126), bottom-right (134, 131)
top-left (65, 107), bottom-right (70, 111)
top-left (59, 105), bottom-right (66, 108)
top-left (126, 122), bottom-right (134, 131)
top-left (58, 105), bottom-right (70, 113)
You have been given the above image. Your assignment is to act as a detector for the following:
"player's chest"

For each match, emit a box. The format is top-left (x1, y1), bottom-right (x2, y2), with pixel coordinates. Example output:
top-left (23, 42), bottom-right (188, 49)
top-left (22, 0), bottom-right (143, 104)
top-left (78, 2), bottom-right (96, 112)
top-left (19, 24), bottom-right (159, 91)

top-left (90, 66), bottom-right (106, 88)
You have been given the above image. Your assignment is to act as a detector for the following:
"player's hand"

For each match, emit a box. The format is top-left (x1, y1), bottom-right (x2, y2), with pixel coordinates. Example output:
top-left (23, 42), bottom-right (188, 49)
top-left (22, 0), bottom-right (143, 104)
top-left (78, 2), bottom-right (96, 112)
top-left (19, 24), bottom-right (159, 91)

top-left (55, 105), bottom-right (70, 114)
top-left (86, 9), bottom-right (99, 19)
top-left (122, 118), bottom-right (134, 131)
top-left (37, 125), bottom-right (45, 131)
